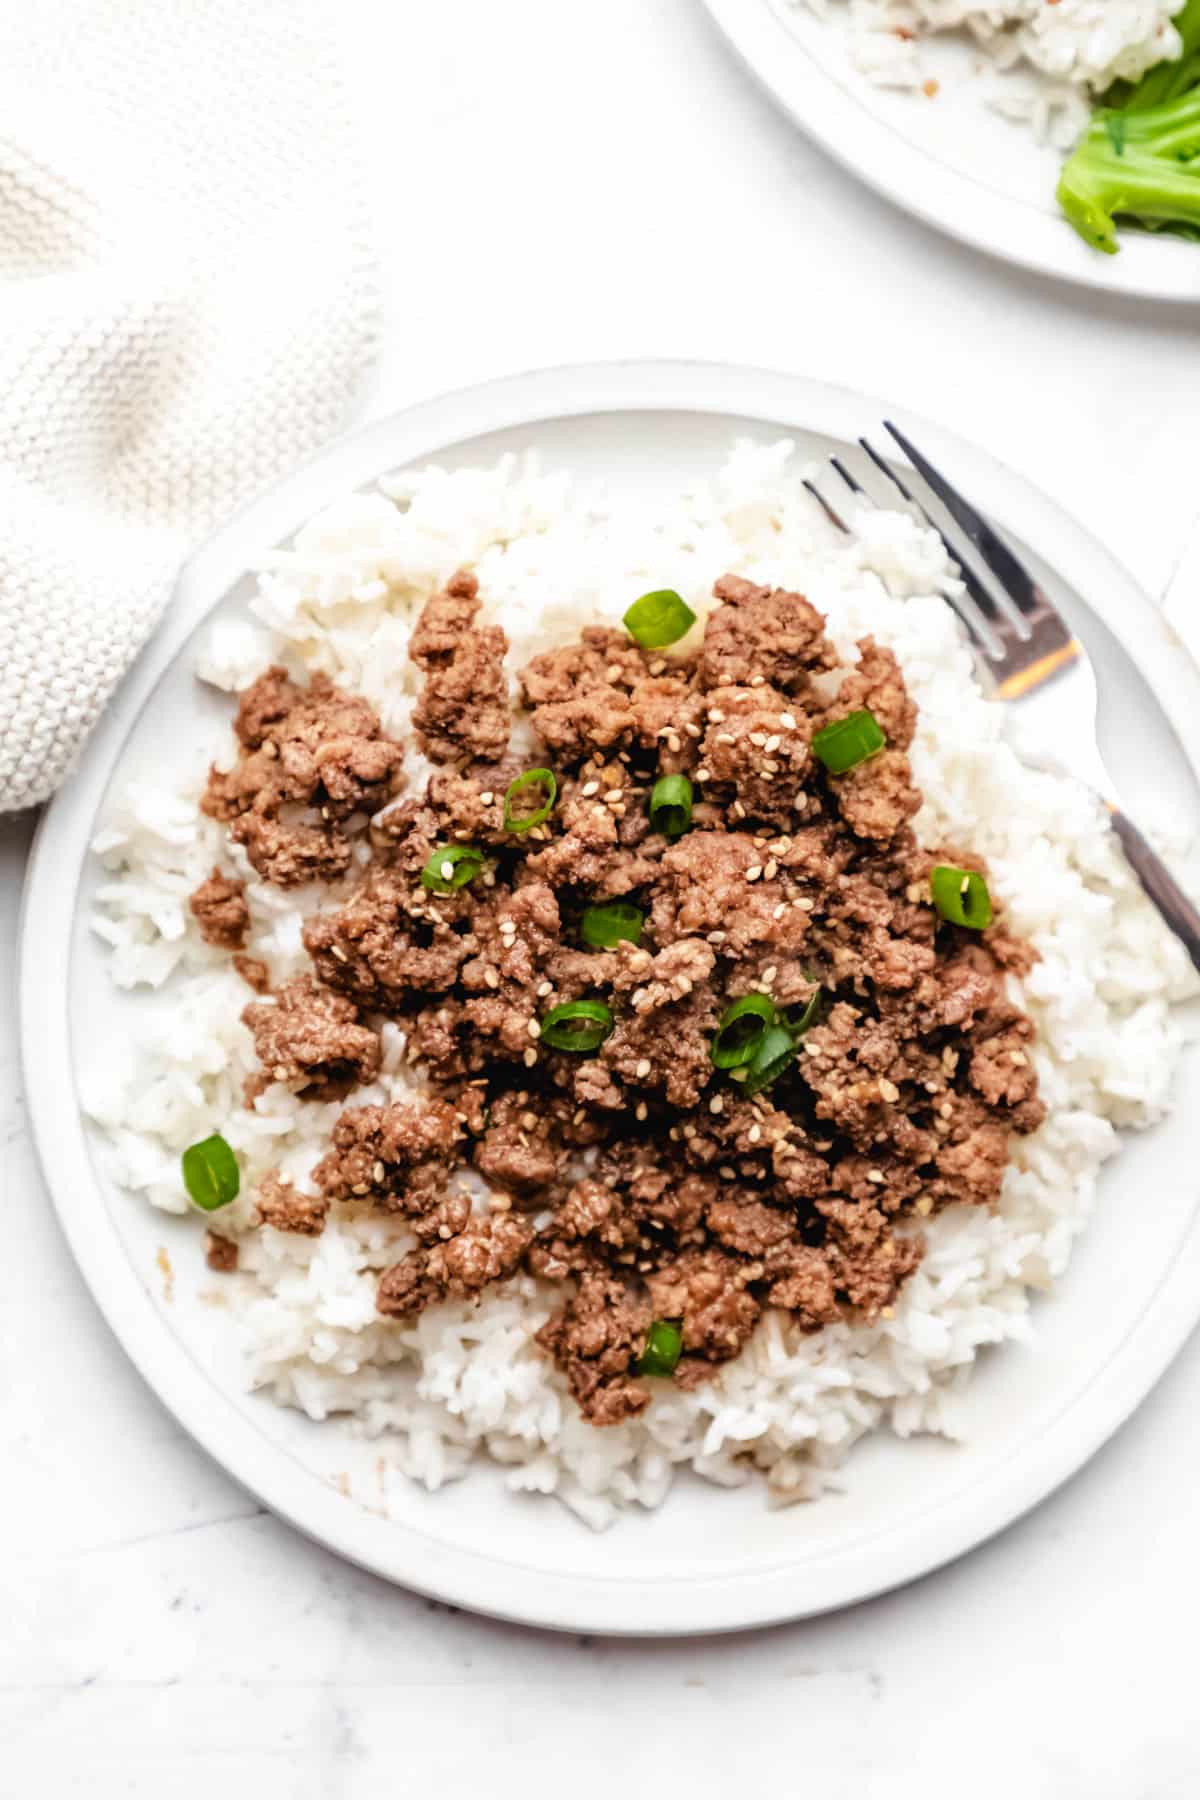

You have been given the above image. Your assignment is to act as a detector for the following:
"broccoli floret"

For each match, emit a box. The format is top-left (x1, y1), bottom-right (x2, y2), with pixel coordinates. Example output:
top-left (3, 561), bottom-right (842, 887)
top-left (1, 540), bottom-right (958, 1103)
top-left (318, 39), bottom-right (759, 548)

top-left (1058, 0), bottom-right (1200, 252)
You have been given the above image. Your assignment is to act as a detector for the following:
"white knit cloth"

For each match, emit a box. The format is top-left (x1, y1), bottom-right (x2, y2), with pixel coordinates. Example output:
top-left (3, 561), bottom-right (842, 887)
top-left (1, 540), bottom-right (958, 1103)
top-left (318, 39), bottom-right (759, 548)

top-left (0, 0), bottom-right (378, 811)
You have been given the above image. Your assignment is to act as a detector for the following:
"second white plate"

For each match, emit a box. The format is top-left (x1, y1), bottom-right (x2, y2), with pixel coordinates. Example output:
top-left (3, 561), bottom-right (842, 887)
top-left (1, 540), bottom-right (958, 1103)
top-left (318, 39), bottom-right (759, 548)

top-left (21, 360), bottom-right (1200, 1634)
top-left (702, 0), bottom-right (1200, 301)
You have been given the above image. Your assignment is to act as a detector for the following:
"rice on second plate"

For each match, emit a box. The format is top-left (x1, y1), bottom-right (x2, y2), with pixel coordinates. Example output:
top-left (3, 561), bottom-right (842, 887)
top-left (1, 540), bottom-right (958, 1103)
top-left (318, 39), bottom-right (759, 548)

top-left (83, 442), bottom-right (1198, 1528)
top-left (786, 0), bottom-right (1185, 142)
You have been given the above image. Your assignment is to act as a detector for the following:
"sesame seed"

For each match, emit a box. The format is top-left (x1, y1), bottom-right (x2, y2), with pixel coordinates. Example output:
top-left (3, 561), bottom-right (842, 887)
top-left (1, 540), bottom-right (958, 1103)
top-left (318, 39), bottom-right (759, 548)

top-left (521, 1112), bottom-right (537, 1130)
top-left (273, 1064), bottom-right (289, 1081)
top-left (605, 788), bottom-right (623, 803)
top-left (635, 1058), bottom-right (652, 1080)
top-left (573, 1108), bottom-right (586, 1125)
top-left (667, 734), bottom-right (681, 753)
top-left (490, 1193), bottom-right (511, 1213)
top-left (796, 896), bottom-right (814, 911)
top-left (440, 860), bottom-right (454, 880)
top-left (762, 965), bottom-right (778, 983)
top-left (352, 1182), bottom-right (370, 1196)
top-left (1009, 1050), bottom-right (1028, 1067)
top-left (749, 732), bottom-right (767, 748)
top-left (695, 767), bottom-right (711, 783)
top-left (709, 1095), bottom-right (724, 1115)
top-left (523, 1047), bottom-right (538, 1067)
top-left (526, 1018), bottom-right (540, 1039)
top-left (748, 1124), bottom-right (762, 1144)
top-left (537, 979), bottom-right (553, 997)
top-left (581, 781), bottom-right (600, 797)
top-left (804, 1040), bottom-right (822, 1057)
top-left (773, 903), bottom-right (786, 919)
top-left (650, 660), bottom-right (666, 676)
top-left (763, 734), bottom-right (781, 754)
top-left (939, 1100), bottom-right (954, 1118)
top-left (707, 930), bottom-right (727, 945)
top-left (763, 761), bottom-right (779, 775)
top-left (480, 791), bottom-right (494, 806)
top-left (763, 859), bottom-right (778, 880)
top-left (708, 708), bottom-right (725, 723)
top-left (866, 1168), bottom-right (885, 1184)
top-left (878, 1078), bottom-right (900, 1103)
top-left (779, 712), bottom-right (797, 730)
top-left (719, 1165), bottom-right (738, 1180)
top-left (684, 722), bottom-right (701, 738)
top-left (635, 1102), bottom-right (648, 1121)
top-left (750, 674), bottom-right (766, 688)
top-left (373, 1161), bottom-right (386, 1183)
top-left (715, 732), bottom-right (736, 747)
top-left (330, 944), bottom-right (348, 962)
top-left (746, 865), bottom-right (762, 882)
top-left (484, 968), bottom-right (499, 989)
top-left (916, 1196), bottom-right (934, 1216)
top-left (606, 663), bottom-right (623, 681)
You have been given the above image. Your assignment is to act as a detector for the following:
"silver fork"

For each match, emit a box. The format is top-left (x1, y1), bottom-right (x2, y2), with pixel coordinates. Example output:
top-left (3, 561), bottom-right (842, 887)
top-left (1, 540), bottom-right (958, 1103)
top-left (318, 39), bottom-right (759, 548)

top-left (803, 423), bottom-right (1200, 972)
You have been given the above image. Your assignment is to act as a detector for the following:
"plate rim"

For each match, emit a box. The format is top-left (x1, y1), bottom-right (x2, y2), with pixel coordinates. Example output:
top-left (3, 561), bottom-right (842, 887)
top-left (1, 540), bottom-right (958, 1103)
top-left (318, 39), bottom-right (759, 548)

top-left (700, 0), bottom-right (1200, 303)
top-left (21, 355), bottom-right (1200, 1635)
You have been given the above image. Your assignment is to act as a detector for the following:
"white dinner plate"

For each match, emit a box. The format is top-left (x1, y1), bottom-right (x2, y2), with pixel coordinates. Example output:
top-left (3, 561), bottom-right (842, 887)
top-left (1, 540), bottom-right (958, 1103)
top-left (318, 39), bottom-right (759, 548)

top-left (702, 0), bottom-right (1200, 301)
top-left (20, 359), bottom-right (1200, 1635)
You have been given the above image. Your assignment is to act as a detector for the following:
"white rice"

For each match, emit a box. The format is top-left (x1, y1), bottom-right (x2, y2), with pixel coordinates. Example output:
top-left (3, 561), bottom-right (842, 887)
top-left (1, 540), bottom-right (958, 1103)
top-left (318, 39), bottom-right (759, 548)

top-left (83, 442), bottom-right (1200, 1528)
top-left (785, 0), bottom-right (1185, 145)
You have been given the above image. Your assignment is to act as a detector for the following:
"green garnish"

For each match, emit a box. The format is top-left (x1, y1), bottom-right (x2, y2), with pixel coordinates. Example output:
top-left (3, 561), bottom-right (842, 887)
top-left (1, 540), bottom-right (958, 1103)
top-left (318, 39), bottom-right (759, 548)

top-left (504, 768), bottom-right (557, 834)
top-left (637, 1318), bottom-right (684, 1378)
top-left (580, 901), bottom-right (644, 950)
top-left (539, 999), bottom-right (615, 1053)
top-left (741, 1024), bottom-right (799, 1097)
top-left (181, 1134), bottom-right (240, 1213)
top-left (811, 708), bottom-right (886, 775)
top-left (785, 985), bottom-right (823, 1036)
top-left (648, 773), bottom-right (693, 839)
top-left (711, 992), bottom-right (776, 1070)
top-left (930, 865), bottom-right (993, 931)
top-left (420, 843), bottom-right (485, 893)
top-left (623, 588), bottom-right (696, 650)
top-left (1058, 0), bottom-right (1200, 254)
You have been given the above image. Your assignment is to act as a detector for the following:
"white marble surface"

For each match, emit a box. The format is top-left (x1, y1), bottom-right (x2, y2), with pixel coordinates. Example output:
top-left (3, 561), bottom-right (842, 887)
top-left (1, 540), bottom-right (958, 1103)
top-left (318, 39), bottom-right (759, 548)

top-left (5, 1), bottom-right (1200, 1792)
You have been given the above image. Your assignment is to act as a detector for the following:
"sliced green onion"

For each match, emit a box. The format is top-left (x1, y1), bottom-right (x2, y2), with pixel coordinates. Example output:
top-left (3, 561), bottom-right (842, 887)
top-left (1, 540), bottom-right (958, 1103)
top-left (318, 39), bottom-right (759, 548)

top-left (623, 588), bottom-right (696, 650)
top-left (649, 772), bottom-right (693, 840)
top-left (504, 768), bottom-right (557, 834)
top-left (742, 1024), bottom-right (798, 1097)
top-left (637, 1318), bottom-right (684, 1378)
top-left (580, 901), bottom-right (644, 950)
top-left (420, 843), bottom-right (484, 893)
top-left (539, 998), bottom-right (615, 1053)
top-left (811, 708), bottom-right (886, 775)
top-left (785, 985), bottom-right (823, 1036)
top-left (930, 865), bottom-right (993, 930)
top-left (182, 1134), bottom-right (240, 1213)
top-left (711, 992), bottom-right (776, 1069)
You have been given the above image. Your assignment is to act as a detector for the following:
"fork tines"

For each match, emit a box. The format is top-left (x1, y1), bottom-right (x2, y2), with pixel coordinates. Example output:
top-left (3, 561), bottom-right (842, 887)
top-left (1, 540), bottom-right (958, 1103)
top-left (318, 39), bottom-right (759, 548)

top-left (807, 425), bottom-right (1080, 698)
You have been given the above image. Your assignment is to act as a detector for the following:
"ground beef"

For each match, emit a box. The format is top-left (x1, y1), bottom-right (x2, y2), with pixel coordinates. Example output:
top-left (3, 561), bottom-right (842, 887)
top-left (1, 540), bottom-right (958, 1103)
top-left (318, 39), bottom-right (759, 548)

top-left (202, 667), bottom-right (403, 886)
top-left (312, 1099), bottom-right (466, 1239)
top-left (377, 1212), bottom-right (535, 1316)
top-left (535, 1271), bottom-right (652, 1425)
top-left (256, 1171), bottom-right (329, 1236)
top-left (202, 568), bottom-right (1045, 1430)
top-left (205, 1232), bottom-right (239, 1271)
top-left (410, 571), bottom-right (511, 765)
top-left (304, 868), bottom-right (471, 1008)
top-left (234, 953), bottom-right (270, 993)
top-left (242, 976), bottom-right (380, 1101)
top-left (189, 868), bottom-right (250, 949)
top-left (700, 575), bottom-right (837, 691)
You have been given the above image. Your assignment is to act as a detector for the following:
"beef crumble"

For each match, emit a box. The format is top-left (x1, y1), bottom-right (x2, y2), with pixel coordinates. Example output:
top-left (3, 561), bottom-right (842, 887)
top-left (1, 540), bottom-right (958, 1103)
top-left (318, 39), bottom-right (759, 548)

top-left (203, 567), bottom-right (1045, 1429)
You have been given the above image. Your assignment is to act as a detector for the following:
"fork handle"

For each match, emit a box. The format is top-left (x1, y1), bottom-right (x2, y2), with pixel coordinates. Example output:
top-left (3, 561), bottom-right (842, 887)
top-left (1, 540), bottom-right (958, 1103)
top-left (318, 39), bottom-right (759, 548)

top-left (1110, 810), bottom-right (1200, 974)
